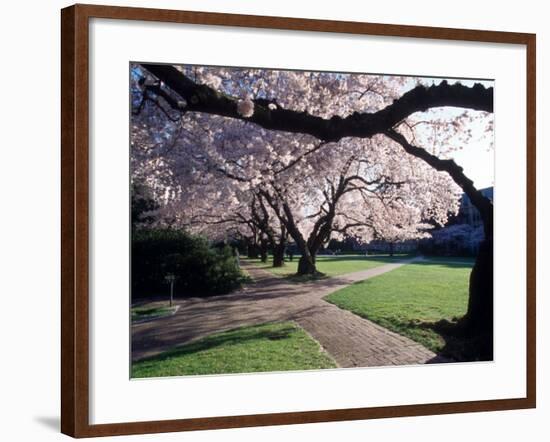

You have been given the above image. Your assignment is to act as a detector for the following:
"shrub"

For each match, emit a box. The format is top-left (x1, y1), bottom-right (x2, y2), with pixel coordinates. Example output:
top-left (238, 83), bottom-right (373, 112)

top-left (132, 229), bottom-right (243, 298)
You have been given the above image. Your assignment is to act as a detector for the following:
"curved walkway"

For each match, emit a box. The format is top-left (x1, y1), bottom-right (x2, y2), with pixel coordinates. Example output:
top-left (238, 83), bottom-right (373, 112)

top-left (132, 258), bottom-right (441, 367)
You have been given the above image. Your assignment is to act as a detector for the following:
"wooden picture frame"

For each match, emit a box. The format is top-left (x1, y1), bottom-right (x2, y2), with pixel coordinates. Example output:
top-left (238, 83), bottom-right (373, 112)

top-left (61, 3), bottom-right (536, 437)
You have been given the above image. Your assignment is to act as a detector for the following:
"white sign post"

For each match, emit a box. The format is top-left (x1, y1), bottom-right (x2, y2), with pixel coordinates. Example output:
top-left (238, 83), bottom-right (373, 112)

top-left (164, 274), bottom-right (176, 307)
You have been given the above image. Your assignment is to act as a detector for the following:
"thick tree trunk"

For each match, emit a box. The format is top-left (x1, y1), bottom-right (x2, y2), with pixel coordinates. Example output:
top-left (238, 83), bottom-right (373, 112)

top-left (247, 243), bottom-right (259, 259)
top-left (297, 254), bottom-right (317, 275)
top-left (269, 200), bottom-right (320, 275)
top-left (386, 130), bottom-right (494, 353)
top-left (272, 242), bottom-right (286, 267)
top-left (457, 233), bottom-right (493, 360)
top-left (465, 238), bottom-right (493, 333)
top-left (389, 242), bottom-right (394, 257)
top-left (260, 240), bottom-right (268, 263)
top-left (457, 200), bottom-right (493, 360)
top-left (295, 242), bottom-right (321, 275)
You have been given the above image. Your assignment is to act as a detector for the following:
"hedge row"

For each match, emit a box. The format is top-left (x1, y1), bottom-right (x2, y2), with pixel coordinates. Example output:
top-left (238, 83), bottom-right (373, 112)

top-left (132, 229), bottom-right (242, 298)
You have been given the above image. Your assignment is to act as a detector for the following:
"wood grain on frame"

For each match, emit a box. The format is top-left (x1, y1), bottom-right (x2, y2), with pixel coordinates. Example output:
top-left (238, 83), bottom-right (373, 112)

top-left (61, 3), bottom-right (536, 438)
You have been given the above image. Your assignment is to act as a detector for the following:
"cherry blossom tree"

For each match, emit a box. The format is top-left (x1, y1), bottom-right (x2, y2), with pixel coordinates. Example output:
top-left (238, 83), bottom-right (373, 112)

top-left (132, 73), bottom-right (459, 275)
top-left (131, 62), bottom-right (494, 339)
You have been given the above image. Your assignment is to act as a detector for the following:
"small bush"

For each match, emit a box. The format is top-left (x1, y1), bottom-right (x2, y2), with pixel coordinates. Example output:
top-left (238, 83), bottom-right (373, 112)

top-left (132, 229), bottom-right (243, 298)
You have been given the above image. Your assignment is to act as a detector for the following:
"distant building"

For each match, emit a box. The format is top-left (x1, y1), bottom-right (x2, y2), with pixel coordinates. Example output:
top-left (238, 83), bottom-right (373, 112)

top-left (365, 239), bottom-right (418, 255)
top-left (453, 187), bottom-right (494, 228)
top-left (420, 186), bottom-right (493, 256)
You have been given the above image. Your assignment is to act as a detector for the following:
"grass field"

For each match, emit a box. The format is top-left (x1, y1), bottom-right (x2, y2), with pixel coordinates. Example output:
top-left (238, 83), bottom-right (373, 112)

top-left (421, 256), bottom-right (475, 265)
top-left (132, 322), bottom-right (337, 377)
top-left (246, 254), bottom-right (412, 278)
top-left (131, 305), bottom-right (177, 321)
top-left (325, 260), bottom-right (474, 359)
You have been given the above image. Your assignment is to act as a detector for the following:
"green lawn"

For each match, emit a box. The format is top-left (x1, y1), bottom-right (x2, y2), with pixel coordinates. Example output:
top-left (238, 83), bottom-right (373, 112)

top-left (325, 260), bottom-right (474, 359)
top-left (131, 305), bottom-right (177, 321)
top-left (422, 256), bottom-right (475, 265)
top-left (132, 322), bottom-right (337, 378)
top-left (246, 254), bottom-right (412, 278)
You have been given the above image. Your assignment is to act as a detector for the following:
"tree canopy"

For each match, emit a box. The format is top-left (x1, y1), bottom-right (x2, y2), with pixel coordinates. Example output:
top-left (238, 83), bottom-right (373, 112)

top-left (131, 62), bottom-right (495, 340)
top-left (131, 63), bottom-right (493, 278)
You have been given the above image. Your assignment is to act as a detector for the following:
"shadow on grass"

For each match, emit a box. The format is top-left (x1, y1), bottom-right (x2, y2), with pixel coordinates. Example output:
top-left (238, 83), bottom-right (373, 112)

top-left (133, 306), bottom-right (169, 316)
top-left (135, 324), bottom-right (296, 364)
top-left (281, 272), bottom-right (329, 284)
top-left (412, 318), bottom-right (493, 362)
top-left (245, 262), bottom-right (275, 271)
top-left (413, 260), bottom-right (475, 270)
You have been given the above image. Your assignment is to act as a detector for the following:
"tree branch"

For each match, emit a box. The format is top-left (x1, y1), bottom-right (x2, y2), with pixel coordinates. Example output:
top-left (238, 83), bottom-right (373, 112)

top-left (140, 63), bottom-right (493, 143)
top-left (385, 129), bottom-right (493, 237)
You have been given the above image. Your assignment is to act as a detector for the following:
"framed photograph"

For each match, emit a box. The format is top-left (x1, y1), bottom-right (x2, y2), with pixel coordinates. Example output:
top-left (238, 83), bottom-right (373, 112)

top-left (61, 3), bottom-right (536, 438)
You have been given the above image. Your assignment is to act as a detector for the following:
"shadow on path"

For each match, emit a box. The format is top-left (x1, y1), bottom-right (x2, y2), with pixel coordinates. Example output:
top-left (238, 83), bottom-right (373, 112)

top-left (132, 257), bottom-right (441, 367)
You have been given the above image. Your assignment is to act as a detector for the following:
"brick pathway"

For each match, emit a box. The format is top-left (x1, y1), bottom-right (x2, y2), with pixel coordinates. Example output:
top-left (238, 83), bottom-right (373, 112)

top-left (132, 258), bottom-right (442, 367)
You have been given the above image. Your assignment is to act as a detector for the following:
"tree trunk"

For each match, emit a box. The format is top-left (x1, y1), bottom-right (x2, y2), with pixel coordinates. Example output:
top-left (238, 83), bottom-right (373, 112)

top-left (297, 254), bottom-right (317, 275)
top-left (295, 240), bottom-right (321, 275)
top-left (385, 129), bottom-right (494, 357)
top-left (465, 236), bottom-right (493, 326)
top-left (389, 242), bottom-right (394, 257)
top-left (459, 235), bottom-right (493, 360)
top-left (457, 199), bottom-right (493, 359)
top-left (247, 243), bottom-right (259, 259)
top-left (272, 243), bottom-right (286, 267)
top-left (260, 239), bottom-right (268, 263)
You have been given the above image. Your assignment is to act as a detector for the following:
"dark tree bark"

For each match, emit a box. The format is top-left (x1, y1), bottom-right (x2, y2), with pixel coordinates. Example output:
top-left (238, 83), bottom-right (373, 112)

top-left (275, 200), bottom-right (320, 275)
top-left (259, 237), bottom-right (268, 263)
top-left (140, 64), bottom-right (493, 142)
top-left (464, 195), bottom-right (493, 339)
top-left (297, 253), bottom-right (317, 275)
top-left (274, 198), bottom-right (332, 276)
top-left (272, 242), bottom-right (286, 267)
top-left (256, 171), bottom-right (356, 276)
top-left (288, 227), bottom-right (318, 275)
top-left (271, 226), bottom-right (287, 268)
top-left (466, 238), bottom-right (493, 334)
top-left (247, 245), bottom-right (259, 259)
top-left (246, 237), bottom-right (260, 259)
top-left (387, 130), bottom-right (493, 341)
top-left (251, 194), bottom-right (289, 268)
